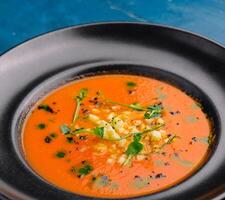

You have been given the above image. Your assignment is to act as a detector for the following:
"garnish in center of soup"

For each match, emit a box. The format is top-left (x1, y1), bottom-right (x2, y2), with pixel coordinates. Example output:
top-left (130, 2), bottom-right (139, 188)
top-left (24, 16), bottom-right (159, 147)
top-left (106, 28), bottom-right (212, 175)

top-left (22, 74), bottom-right (214, 198)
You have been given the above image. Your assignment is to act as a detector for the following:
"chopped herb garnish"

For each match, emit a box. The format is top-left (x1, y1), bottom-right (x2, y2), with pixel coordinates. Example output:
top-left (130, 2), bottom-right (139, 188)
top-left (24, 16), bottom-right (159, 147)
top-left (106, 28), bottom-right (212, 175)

top-left (144, 104), bottom-right (163, 119)
top-left (133, 133), bottom-right (142, 142)
top-left (37, 123), bottom-right (46, 129)
top-left (50, 133), bottom-right (57, 138)
top-left (124, 135), bottom-right (143, 165)
top-left (71, 88), bottom-right (88, 129)
top-left (129, 102), bottom-right (145, 111)
top-left (75, 88), bottom-right (88, 102)
top-left (71, 161), bottom-right (93, 177)
top-left (56, 151), bottom-right (66, 158)
top-left (93, 127), bottom-right (104, 138)
top-left (106, 100), bottom-right (152, 112)
top-left (71, 128), bottom-right (88, 135)
top-left (38, 104), bottom-right (54, 113)
top-left (125, 141), bottom-right (143, 157)
top-left (155, 135), bottom-right (180, 152)
top-left (60, 124), bottom-right (70, 135)
top-left (78, 165), bottom-right (93, 176)
top-left (66, 137), bottom-right (74, 143)
top-left (127, 81), bottom-right (136, 87)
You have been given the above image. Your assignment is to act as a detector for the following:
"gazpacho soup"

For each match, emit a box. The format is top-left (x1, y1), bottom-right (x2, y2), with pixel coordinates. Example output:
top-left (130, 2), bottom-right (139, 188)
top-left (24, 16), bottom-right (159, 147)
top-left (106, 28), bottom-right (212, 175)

top-left (22, 74), bottom-right (214, 198)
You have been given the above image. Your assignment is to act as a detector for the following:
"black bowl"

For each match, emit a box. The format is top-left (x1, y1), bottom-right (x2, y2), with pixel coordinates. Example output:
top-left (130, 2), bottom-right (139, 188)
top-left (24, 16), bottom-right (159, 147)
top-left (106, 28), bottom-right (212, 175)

top-left (0, 22), bottom-right (225, 200)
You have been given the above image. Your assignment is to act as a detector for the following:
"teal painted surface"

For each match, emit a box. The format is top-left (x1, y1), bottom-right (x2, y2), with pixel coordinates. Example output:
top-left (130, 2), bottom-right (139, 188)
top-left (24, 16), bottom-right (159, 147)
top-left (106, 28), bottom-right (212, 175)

top-left (0, 0), bottom-right (225, 54)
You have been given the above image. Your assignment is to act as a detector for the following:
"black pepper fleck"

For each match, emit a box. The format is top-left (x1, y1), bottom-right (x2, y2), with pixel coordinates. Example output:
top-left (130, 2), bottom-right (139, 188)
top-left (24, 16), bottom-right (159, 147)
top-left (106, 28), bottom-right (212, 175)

top-left (44, 136), bottom-right (52, 143)
top-left (155, 173), bottom-right (166, 179)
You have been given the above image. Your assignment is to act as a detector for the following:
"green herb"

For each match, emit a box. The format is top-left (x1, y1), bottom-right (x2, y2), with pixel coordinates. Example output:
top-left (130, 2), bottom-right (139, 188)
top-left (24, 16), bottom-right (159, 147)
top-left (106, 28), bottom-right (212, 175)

top-left (71, 128), bottom-right (90, 135)
top-left (125, 141), bottom-right (143, 156)
top-left (56, 151), bottom-right (66, 158)
top-left (129, 103), bottom-right (145, 111)
top-left (71, 88), bottom-right (88, 129)
top-left (93, 127), bottom-right (104, 138)
top-left (106, 100), bottom-right (148, 111)
top-left (75, 88), bottom-right (88, 101)
top-left (124, 138), bottom-right (143, 165)
top-left (37, 123), bottom-right (46, 129)
top-left (122, 124), bottom-right (166, 165)
top-left (50, 133), bottom-right (57, 138)
top-left (156, 135), bottom-right (180, 152)
top-left (133, 133), bottom-right (142, 142)
top-left (71, 162), bottom-right (94, 177)
top-left (127, 81), bottom-right (136, 87)
top-left (38, 104), bottom-right (54, 113)
top-left (144, 104), bottom-right (163, 119)
top-left (60, 124), bottom-right (70, 135)
top-left (66, 137), bottom-right (74, 143)
top-left (78, 165), bottom-right (93, 176)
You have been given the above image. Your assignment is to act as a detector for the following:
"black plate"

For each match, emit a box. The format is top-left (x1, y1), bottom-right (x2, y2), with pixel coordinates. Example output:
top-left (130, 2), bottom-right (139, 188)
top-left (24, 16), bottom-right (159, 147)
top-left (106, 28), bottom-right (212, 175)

top-left (0, 22), bottom-right (225, 200)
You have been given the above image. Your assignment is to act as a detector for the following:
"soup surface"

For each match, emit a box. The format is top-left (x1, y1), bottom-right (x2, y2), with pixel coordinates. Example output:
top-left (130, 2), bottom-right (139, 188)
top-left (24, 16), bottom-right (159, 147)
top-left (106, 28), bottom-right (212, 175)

top-left (22, 74), bottom-right (213, 198)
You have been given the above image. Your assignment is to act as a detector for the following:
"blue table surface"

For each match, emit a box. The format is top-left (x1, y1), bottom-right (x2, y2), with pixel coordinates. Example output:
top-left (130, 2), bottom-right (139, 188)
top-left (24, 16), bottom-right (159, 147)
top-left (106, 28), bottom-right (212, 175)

top-left (1, 0), bottom-right (225, 55)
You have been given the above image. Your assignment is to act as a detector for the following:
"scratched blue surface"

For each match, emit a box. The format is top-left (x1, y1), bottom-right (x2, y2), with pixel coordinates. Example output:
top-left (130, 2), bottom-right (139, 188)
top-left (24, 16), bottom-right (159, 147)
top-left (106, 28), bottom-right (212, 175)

top-left (0, 0), bottom-right (225, 55)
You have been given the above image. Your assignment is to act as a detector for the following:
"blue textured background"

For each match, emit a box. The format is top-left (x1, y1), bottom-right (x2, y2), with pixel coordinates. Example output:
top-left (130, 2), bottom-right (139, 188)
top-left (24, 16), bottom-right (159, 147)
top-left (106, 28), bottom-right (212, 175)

top-left (0, 0), bottom-right (225, 55)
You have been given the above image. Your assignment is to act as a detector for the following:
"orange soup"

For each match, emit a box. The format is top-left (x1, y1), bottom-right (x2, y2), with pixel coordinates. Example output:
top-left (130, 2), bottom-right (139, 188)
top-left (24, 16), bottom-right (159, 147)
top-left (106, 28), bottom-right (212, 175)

top-left (22, 74), bottom-right (213, 198)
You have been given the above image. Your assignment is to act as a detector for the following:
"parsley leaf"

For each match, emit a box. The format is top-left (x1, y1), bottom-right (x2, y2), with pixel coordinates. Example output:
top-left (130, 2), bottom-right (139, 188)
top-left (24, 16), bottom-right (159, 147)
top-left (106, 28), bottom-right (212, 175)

top-left (37, 123), bottom-right (46, 129)
top-left (60, 124), bottom-right (70, 134)
top-left (127, 81), bottom-right (136, 87)
top-left (93, 127), bottom-right (104, 138)
top-left (123, 133), bottom-right (143, 165)
top-left (125, 141), bottom-right (143, 156)
top-left (56, 151), bottom-right (66, 158)
top-left (144, 104), bottom-right (163, 119)
top-left (72, 88), bottom-right (88, 128)
top-left (78, 165), bottom-right (93, 176)
top-left (75, 88), bottom-right (88, 101)
top-left (71, 161), bottom-right (94, 178)
top-left (38, 104), bottom-right (54, 113)
top-left (147, 104), bottom-right (163, 112)
top-left (133, 133), bottom-right (142, 142)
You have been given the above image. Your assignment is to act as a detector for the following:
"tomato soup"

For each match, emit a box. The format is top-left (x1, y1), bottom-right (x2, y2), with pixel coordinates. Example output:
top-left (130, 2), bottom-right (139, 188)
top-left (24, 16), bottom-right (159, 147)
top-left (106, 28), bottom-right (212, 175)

top-left (22, 74), bottom-right (213, 198)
